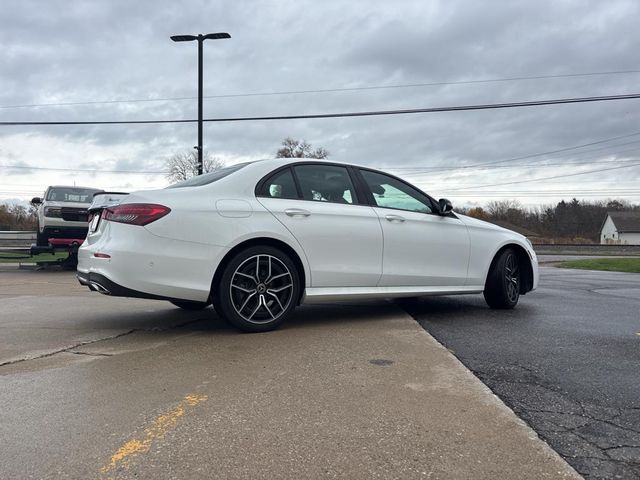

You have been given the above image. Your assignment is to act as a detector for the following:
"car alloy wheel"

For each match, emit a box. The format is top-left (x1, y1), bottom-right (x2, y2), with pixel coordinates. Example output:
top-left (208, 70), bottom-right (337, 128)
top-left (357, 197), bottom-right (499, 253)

top-left (504, 252), bottom-right (520, 304)
top-left (230, 254), bottom-right (294, 323)
top-left (484, 247), bottom-right (520, 309)
top-left (215, 245), bottom-right (300, 332)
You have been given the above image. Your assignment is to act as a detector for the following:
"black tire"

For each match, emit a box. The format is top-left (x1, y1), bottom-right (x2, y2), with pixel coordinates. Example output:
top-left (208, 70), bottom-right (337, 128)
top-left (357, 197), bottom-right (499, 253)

top-left (484, 248), bottom-right (521, 309)
top-left (170, 300), bottom-right (210, 310)
top-left (36, 229), bottom-right (49, 247)
top-left (215, 245), bottom-right (300, 333)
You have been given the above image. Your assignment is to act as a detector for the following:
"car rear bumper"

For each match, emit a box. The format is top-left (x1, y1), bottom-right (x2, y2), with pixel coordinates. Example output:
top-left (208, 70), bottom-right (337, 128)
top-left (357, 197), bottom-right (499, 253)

top-left (77, 271), bottom-right (186, 301)
top-left (78, 221), bottom-right (227, 302)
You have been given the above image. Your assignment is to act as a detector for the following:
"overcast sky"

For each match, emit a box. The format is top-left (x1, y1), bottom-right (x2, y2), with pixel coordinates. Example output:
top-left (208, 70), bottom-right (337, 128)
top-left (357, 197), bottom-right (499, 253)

top-left (2, 0), bottom-right (640, 208)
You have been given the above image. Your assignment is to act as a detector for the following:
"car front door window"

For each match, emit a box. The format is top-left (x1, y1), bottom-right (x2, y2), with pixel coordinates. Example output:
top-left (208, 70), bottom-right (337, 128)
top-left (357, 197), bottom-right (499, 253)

top-left (359, 168), bottom-right (468, 287)
top-left (360, 170), bottom-right (432, 214)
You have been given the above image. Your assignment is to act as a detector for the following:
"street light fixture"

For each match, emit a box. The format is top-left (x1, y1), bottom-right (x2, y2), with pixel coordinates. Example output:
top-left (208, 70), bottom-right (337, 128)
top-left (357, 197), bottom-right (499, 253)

top-left (171, 32), bottom-right (231, 175)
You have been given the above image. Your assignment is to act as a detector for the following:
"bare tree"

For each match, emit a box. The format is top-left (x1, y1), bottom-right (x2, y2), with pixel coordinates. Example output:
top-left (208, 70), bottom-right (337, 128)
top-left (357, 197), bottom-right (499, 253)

top-left (165, 150), bottom-right (225, 184)
top-left (467, 207), bottom-right (489, 220)
top-left (276, 137), bottom-right (329, 159)
top-left (0, 203), bottom-right (37, 230)
top-left (486, 200), bottom-right (521, 220)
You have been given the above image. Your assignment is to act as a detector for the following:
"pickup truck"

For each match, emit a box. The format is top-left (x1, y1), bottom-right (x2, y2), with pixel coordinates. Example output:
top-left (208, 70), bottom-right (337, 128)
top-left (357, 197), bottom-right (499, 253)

top-left (31, 186), bottom-right (103, 246)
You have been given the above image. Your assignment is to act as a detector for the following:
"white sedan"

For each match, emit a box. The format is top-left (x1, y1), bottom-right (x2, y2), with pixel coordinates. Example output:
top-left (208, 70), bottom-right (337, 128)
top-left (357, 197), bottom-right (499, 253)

top-left (77, 158), bottom-right (538, 332)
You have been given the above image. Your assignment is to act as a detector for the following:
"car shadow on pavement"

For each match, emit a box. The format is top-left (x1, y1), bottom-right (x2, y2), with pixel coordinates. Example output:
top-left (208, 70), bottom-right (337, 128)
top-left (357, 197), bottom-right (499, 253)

top-left (395, 295), bottom-right (537, 325)
top-left (283, 301), bottom-right (402, 330)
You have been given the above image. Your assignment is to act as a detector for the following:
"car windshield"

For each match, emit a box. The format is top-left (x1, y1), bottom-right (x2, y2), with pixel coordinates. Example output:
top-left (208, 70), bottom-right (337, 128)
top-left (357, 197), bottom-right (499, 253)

top-left (46, 187), bottom-right (103, 203)
top-left (166, 162), bottom-right (252, 189)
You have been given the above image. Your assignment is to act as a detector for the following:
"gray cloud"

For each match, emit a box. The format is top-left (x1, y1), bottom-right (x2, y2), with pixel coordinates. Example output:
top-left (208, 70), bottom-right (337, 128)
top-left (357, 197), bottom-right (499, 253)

top-left (1, 0), bottom-right (640, 205)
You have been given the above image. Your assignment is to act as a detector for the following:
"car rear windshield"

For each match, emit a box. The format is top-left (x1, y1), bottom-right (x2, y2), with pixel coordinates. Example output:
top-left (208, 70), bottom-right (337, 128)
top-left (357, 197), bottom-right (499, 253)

top-left (166, 162), bottom-right (252, 189)
top-left (46, 187), bottom-right (103, 203)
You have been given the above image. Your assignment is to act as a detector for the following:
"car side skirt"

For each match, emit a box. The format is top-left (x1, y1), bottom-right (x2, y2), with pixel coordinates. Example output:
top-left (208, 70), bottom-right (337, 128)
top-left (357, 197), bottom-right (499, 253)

top-left (302, 285), bottom-right (484, 303)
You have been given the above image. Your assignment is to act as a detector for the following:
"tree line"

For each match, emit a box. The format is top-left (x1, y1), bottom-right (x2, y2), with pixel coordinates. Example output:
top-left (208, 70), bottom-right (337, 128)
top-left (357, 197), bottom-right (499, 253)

top-left (3, 137), bottom-right (637, 242)
top-left (460, 198), bottom-right (640, 243)
top-left (0, 204), bottom-right (36, 231)
top-left (3, 197), bottom-right (637, 241)
top-left (1, 137), bottom-right (328, 231)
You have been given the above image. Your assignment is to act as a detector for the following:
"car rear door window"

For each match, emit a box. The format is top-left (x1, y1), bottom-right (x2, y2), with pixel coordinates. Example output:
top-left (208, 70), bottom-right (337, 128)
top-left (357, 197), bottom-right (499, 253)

top-left (259, 168), bottom-right (300, 199)
top-left (360, 170), bottom-right (433, 214)
top-left (293, 165), bottom-right (355, 204)
top-left (166, 162), bottom-right (251, 189)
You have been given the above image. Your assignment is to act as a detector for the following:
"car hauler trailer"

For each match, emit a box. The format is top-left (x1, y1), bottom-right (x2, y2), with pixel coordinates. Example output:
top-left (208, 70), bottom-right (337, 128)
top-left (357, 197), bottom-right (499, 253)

top-left (0, 233), bottom-right (84, 270)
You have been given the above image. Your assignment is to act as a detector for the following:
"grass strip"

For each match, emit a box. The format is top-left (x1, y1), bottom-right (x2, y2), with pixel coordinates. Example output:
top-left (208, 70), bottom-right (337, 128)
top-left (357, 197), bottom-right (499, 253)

top-left (0, 252), bottom-right (70, 264)
top-left (557, 258), bottom-right (640, 273)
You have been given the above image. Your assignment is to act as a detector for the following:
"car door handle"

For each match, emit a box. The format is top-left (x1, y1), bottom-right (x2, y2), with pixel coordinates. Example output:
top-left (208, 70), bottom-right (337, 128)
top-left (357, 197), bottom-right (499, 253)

top-left (285, 208), bottom-right (311, 217)
top-left (385, 214), bottom-right (405, 222)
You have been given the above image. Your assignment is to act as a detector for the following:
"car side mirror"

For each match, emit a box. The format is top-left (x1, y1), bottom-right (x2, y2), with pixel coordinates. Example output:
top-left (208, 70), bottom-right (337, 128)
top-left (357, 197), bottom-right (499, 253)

top-left (438, 198), bottom-right (453, 215)
top-left (370, 184), bottom-right (385, 196)
top-left (31, 197), bottom-right (42, 205)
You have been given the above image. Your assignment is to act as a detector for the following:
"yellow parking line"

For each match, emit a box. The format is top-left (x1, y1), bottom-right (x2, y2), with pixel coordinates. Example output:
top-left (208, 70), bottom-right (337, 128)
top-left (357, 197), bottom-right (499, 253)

top-left (99, 394), bottom-right (208, 478)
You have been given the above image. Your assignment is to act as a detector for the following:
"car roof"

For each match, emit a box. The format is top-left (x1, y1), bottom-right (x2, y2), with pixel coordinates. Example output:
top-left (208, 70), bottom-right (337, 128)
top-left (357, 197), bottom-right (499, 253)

top-left (47, 185), bottom-right (103, 190)
top-left (246, 157), bottom-right (371, 170)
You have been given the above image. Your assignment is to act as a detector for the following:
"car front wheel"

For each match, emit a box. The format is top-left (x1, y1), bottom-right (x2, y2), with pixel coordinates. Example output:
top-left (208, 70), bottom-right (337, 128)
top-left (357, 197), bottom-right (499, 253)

top-left (215, 246), bottom-right (300, 332)
top-left (36, 227), bottom-right (48, 247)
top-left (484, 248), bottom-right (520, 309)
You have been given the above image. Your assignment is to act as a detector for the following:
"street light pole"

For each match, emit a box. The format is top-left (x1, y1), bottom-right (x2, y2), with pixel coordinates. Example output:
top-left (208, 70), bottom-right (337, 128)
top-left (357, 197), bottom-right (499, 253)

top-left (197, 36), bottom-right (203, 174)
top-left (171, 32), bottom-right (231, 175)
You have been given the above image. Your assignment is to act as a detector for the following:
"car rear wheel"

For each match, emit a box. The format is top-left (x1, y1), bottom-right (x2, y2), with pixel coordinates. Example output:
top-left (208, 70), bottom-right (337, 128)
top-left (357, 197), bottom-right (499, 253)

top-left (484, 248), bottom-right (520, 309)
top-left (170, 300), bottom-right (210, 310)
top-left (215, 246), bottom-right (300, 332)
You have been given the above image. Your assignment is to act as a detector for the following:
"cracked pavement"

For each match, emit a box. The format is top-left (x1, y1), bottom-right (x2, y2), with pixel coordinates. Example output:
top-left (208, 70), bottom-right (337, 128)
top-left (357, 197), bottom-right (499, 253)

top-left (0, 266), bottom-right (579, 479)
top-left (402, 266), bottom-right (640, 479)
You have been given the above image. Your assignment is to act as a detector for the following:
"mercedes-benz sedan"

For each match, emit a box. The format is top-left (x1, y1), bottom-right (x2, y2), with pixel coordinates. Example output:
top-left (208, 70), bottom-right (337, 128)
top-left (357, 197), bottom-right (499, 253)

top-left (77, 158), bottom-right (538, 332)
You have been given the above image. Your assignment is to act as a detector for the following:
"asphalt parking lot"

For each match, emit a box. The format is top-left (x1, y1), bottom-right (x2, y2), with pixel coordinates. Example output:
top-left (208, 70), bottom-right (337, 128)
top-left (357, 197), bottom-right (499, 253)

top-left (402, 266), bottom-right (640, 480)
top-left (0, 266), bottom-right (578, 480)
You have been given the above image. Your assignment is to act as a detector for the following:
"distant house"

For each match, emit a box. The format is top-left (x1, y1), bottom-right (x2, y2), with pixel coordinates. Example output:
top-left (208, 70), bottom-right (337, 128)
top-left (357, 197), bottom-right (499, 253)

top-left (600, 211), bottom-right (640, 245)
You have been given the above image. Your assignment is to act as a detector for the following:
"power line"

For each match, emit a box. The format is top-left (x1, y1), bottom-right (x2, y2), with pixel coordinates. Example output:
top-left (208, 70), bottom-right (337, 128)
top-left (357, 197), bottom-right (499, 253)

top-left (3, 145), bottom-right (640, 176)
top-left (392, 145), bottom-right (640, 176)
top-left (3, 69), bottom-right (640, 110)
top-left (2, 155), bottom-right (638, 176)
top-left (448, 189), bottom-right (640, 194)
top-left (0, 164), bottom-right (165, 174)
top-left (447, 161), bottom-right (640, 190)
top-left (385, 132), bottom-right (640, 173)
top-left (392, 156), bottom-right (640, 174)
top-left (2, 92), bottom-right (640, 126)
top-left (450, 189), bottom-right (640, 193)
top-left (3, 132), bottom-right (640, 176)
top-left (3, 187), bottom-right (640, 198)
top-left (450, 193), bottom-right (640, 197)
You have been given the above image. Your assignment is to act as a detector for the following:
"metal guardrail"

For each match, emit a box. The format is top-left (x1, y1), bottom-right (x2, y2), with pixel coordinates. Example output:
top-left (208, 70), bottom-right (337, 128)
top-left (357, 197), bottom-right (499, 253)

top-left (0, 230), bottom-right (36, 237)
top-left (0, 231), bottom-right (36, 248)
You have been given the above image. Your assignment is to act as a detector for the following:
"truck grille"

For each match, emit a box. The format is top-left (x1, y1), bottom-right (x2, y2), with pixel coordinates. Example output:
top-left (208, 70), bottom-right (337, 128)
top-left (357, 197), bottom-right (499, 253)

top-left (60, 207), bottom-right (89, 222)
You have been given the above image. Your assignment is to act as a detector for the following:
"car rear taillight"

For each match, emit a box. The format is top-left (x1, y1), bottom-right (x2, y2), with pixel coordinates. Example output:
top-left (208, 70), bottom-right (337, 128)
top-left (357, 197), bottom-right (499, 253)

top-left (103, 204), bottom-right (170, 226)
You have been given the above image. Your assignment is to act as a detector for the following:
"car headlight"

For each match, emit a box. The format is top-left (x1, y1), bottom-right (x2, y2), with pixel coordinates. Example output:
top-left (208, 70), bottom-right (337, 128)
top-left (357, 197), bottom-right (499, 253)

top-left (44, 206), bottom-right (62, 218)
